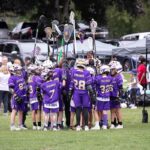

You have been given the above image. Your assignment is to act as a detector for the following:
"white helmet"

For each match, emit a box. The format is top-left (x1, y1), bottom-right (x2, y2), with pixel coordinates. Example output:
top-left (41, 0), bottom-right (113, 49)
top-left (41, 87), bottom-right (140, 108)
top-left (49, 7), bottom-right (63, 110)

top-left (110, 61), bottom-right (123, 73)
top-left (100, 65), bottom-right (110, 74)
top-left (13, 64), bottom-right (22, 71)
top-left (109, 61), bottom-right (119, 67)
top-left (41, 68), bottom-right (51, 80)
top-left (86, 67), bottom-right (95, 75)
top-left (116, 63), bottom-right (123, 73)
top-left (75, 58), bottom-right (88, 68)
top-left (42, 59), bottom-right (53, 69)
top-left (27, 64), bottom-right (38, 73)
top-left (8, 64), bottom-right (15, 74)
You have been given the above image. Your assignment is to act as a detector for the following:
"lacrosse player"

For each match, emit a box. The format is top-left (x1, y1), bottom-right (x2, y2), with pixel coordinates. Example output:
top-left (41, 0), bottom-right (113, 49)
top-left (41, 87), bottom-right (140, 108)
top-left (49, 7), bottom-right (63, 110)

top-left (69, 58), bottom-right (96, 131)
top-left (110, 61), bottom-right (124, 129)
top-left (92, 65), bottom-right (112, 130)
top-left (27, 64), bottom-right (42, 130)
top-left (8, 64), bottom-right (27, 131)
top-left (40, 67), bottom-right (61, 131)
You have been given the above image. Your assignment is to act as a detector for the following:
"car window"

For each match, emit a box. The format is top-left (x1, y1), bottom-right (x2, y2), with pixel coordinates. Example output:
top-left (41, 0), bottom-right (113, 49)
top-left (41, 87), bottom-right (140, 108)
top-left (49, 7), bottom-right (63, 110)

top-left (0, 22), bottom-right (8, 29)
top-left (0, 44), bottom-right (5, 52)
top-left (4, 44), bottom-right (20, 53)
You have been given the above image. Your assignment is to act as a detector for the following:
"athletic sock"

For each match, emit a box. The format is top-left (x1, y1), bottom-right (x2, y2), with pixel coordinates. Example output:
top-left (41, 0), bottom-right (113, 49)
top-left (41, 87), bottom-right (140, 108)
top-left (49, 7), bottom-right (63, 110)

top-left (33, 122), bottom-right (37, 126)
top-left (99, 120), bottom-right (103, 127)
top-left (102, 114), bottom-right (108, 126)
top-left (118, 122), bottom-right (123, 125)
top-left (95, 121), bottom-right (99, 126)
top-left (111, 121), bottom-right (115, 125)
top-left (83, 108), bottom-right (88, 126)
top-left (38, 122), bottom-right (41, 127)
top-left (76, 107), bottom-right (82, 126)
top-left (114, 118), bottom-right (118, 126)
top-left (48, 121), bottom-right (51, 127)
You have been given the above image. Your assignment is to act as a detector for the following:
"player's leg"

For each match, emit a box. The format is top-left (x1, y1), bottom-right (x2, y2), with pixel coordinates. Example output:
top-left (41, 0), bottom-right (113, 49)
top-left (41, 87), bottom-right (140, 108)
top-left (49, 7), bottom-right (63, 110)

top-left (110, 108), bottom-right (116, 129)
top-left (70, 107), bottom-right (76, 130)
top-left (57, 98), bottom-right (63, 129)
top-left (37, 109), bottom-right (42, 130)
top-left (43, 108), bottom-right (50, 131)
top-left (102, 110), bottom-right (108, 129)
top-left (76, 107), bottom-right (82, 131)
top-left (10, 109), bottom-right (17, 131)
top-left (18, 110), bottom-right (26, 130)
top-left (92, 101), bottom-right (101, 130)
top-left (83, 107), bottom-right (89, 131)
top-left (116, 108), bottom-right (123, 129)
top-left (50, 112), bottom-right (58, 131)
top-left (32, 109), bottom-right (37, 130)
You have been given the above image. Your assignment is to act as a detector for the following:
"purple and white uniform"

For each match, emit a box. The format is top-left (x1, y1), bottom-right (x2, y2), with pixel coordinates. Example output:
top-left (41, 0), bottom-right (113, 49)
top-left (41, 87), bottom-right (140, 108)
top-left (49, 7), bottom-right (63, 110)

top-left (110, 74), bottom-right (123, 109)
top-left (27, 75), bottom-right (41, 111)
top-left (70, 68), bottom-right (91, 108)
top-left (41, 80), bottom-right (61, 113)
top-left (8, 75), bottom-right (27, 111)
top-left (95, 75), bottom-right (112, 111)
top-left (53, 68), bottom-right (63, 111)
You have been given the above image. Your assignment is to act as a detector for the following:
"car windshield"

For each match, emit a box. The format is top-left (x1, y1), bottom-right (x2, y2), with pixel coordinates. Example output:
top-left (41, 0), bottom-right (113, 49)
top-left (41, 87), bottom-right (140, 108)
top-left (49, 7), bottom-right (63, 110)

top-left (0, 22), bottom-right (8, 29)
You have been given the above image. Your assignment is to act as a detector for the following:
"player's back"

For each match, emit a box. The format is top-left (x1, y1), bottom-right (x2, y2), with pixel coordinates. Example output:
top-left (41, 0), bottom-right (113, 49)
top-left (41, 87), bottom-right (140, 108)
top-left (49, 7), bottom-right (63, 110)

top-left (41, 80), bottom-right (60, 104)
top-left (9, 74), bottom-right (27, 97)
top-left (111, 74), bottom-right (123, 97)
top-left (96, 75), bottom-right (112, 98)
top-left (70, 68), bottom-right (91, 94)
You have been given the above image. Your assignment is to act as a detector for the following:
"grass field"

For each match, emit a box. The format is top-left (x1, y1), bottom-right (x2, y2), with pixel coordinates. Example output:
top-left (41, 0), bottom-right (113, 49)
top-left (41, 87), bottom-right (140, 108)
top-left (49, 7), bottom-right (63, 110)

top-left (0, 108), bottom-right (150, 150)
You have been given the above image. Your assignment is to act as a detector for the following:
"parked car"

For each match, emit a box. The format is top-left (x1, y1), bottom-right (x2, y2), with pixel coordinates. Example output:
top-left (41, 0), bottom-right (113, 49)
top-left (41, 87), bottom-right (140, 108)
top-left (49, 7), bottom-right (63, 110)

top-left (77, 22), bottom-right (109, 39)
top-left (121, 32), bottom-right (150, 41)
top-left (0, 21), bottom-right (10, 39)
top-left (0, 39), bottom-right (51, 62)
top-left (10, 22), bottom-right (46, 40)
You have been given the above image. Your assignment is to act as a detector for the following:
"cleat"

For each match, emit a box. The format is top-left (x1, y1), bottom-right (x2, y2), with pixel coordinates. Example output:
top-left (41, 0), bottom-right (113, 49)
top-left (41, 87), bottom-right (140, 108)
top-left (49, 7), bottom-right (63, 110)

top-left (91, 125), bottom-right (100, 130)
top-left (43, 126), bottom-right (48, 131)
top-left (116, 125), bottom-right (123, 129)
top-left (76, 125), bottom-right (82, 131)
top-left (84, 126), bottom-right (89, 131)
top-left (37, 126), bottom-right (42, 130)
top-left (33, 126), bottom-right (37, 130)
top-left (102, 125), bottom-right (107, 130)
top-left (52, 126), bottom-right (58, 131)
top-left (10, 125), bottom-right (21, 131)
top-left (19, 125), bottom-right (28, 130)
top-left (110, 124), bottom-right (115, 129)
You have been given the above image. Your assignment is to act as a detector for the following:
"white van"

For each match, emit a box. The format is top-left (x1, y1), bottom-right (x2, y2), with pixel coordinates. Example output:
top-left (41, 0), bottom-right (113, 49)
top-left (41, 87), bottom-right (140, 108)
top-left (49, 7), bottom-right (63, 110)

top-left (121, 32), bottom-right (150, 40)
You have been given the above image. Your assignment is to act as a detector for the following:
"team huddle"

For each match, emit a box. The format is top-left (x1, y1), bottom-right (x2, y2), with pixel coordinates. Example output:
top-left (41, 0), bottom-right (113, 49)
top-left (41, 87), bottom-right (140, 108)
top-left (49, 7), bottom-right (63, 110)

top-left (8, 57), bottom-right (124, 131)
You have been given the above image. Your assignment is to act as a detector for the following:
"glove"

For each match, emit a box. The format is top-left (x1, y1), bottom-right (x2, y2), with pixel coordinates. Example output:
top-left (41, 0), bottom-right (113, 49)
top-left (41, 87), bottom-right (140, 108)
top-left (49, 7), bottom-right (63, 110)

top-left (86, 84), bottom-right (96, 104)
top-left (14, 95), bottom-right (23, 104)
top-left (90, 93), bottom-right (96, 105)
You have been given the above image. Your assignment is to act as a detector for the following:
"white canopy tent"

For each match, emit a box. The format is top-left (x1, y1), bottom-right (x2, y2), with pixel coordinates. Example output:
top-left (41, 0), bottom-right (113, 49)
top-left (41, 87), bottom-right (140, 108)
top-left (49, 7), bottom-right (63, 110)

top-left (56, 38), bottom-right (117, 57)
top-left (112, 39), bottom-right (148, 56)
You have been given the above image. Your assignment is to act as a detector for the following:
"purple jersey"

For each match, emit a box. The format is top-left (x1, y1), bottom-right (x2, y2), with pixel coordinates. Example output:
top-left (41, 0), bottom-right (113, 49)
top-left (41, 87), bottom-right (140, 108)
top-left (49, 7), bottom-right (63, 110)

top-left (95, 75), bottom-right (112, 98)
top-left (110, 74), bottom-right (123, 97)
top-left (41, 80), bottom-right (61, 104)
top-left (70, 68), bottom-right (92, 94)
top-left (27, 75), bottom-right (39, 99)
top-left (9, 75), bottom-right (27, 97)
top-left (53, 68), bottom-right (62, 82)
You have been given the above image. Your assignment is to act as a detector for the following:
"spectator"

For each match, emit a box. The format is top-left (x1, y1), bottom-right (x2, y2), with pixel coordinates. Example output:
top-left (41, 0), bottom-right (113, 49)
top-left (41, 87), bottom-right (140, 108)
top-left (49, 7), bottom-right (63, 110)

top-left (137, 57), bottom-right (147, 89)
top-left (1, 56), bottom-right (12, 68)
top-left (0, 65), bottom-right (11, 115)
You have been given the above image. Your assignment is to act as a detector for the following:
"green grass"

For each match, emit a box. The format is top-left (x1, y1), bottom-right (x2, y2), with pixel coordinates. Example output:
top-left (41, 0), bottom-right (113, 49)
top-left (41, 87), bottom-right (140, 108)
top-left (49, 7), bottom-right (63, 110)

top-left (0, 108), bottom-right (150, 150)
